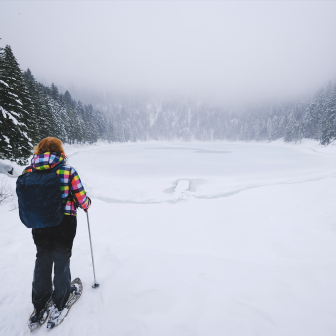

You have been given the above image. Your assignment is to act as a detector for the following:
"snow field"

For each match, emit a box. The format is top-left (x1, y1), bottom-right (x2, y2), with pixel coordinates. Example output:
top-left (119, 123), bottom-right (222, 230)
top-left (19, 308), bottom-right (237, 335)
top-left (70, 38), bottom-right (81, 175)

top-left (1, 141), bottom-right (336, 335)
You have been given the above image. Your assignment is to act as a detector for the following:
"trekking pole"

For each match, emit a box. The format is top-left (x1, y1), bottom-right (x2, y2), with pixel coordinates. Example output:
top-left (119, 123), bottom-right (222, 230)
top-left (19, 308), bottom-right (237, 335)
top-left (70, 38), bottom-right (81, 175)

top-left (86, 210), bottom-right (100, 288)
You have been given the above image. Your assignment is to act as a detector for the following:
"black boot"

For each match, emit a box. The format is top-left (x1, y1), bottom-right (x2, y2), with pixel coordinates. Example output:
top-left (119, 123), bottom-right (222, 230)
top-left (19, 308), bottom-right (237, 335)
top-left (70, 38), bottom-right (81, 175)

top-left (47, 278), bottom-right (83, 330)
top-left (30, 309), bottom-right (45, 323)
top-left (28, 299), bottom-right (53, 331)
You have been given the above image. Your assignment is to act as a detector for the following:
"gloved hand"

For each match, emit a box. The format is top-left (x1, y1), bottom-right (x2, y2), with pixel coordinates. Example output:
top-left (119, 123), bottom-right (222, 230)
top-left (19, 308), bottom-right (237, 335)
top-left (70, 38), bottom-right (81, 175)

top-left (84, 196), bottom-right (91, 213)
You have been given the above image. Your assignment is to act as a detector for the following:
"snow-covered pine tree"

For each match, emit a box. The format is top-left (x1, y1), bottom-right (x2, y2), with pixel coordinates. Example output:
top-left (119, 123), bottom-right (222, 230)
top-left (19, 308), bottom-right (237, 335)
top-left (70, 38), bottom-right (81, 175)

top-left (315, 90), bottom-right (326, 141)
top-left (0, 45), bottom-right (33, 164)
top-left (93, 109), bottom-right (108, 139)
top-left (267, 117), bottom-right (274, 142)
top-left (47, 83), bottom-right (66, 141)
top-left (0, 45), bottom-right (10, 158)
top-left (23, 69), bottom-right (41, 139)
top-left (104, 115), bottom-right (118, 143)
top-left (284, 111), bottom-right (297, 142)
top-left (62, 91), bottom-right (82, 144)
top-left (75, 101), bottom-right (87, 143)
top-left (59, 93), bottom-right (71, 142)
top-left (35, 83), bottom-right (55, 140)
top-left (303, 101), bottom-right (315, 139)
top-left (84, 104), bottom-right (99, 143)
top-left (23, 68), bottom-right (56, 143)
top-left (321, 84), bottom-right (336, 145)
top-left (332, 84), bottom-right (336, 139)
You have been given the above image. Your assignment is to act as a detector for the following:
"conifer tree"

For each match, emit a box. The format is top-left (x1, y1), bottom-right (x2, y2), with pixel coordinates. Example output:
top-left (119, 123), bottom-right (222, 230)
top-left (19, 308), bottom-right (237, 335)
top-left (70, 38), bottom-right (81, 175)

top-left (47, 83), bottom-right (66, 140)
top-left (316, 90), bottom-right (326, 140)
top-left (0, 45), bottom-right (33, 164)
top-left (84, 104), bottom-right (99, 143)
top-left (23, 68), bottom-right (55, 143)
top-left (267, 118), bottom-right (274, 141)
top-left (0, 45), bottom-right (11, 158)
top-left (321, 84), bottom-right (336, 145)
top-left (284, 111), bottom-right (297, 142)
top-left (36, 83), bottom-right (54, 140)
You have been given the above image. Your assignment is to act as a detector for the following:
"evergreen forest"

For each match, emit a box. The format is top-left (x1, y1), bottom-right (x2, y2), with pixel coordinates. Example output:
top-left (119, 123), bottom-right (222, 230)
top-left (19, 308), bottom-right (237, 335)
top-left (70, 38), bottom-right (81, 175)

top-left (1, 44), bottom-right (336, 165)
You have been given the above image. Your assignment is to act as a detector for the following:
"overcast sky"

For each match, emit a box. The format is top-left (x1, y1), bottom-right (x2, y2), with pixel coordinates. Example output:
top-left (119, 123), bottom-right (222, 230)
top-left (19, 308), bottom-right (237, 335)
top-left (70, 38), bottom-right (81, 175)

top-left (1, 1), bottom-right (336, 104)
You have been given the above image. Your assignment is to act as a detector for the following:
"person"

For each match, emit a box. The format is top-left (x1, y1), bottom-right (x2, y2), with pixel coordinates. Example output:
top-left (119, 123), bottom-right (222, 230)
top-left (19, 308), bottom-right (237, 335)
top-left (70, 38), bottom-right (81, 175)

top-left (21, 137), bottom-right (91, 324)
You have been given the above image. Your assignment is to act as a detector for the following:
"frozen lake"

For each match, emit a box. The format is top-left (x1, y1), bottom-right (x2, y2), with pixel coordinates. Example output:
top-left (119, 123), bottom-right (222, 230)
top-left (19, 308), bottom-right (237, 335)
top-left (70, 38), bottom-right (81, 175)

top-left (69, 142), bottom-right (336, 203)
top-left (1, 141), bottom-right (336, 336)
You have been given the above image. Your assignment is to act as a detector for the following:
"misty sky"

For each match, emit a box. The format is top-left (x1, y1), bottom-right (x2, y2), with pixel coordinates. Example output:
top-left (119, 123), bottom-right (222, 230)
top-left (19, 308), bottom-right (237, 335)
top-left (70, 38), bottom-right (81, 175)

top-left (1, 1), bottom-right (336, 104)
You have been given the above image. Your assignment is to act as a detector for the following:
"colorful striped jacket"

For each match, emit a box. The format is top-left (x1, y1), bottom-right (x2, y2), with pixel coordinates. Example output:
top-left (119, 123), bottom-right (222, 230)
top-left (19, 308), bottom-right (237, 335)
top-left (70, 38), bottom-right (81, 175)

top-left (22, 152), bottom-right (90, 216)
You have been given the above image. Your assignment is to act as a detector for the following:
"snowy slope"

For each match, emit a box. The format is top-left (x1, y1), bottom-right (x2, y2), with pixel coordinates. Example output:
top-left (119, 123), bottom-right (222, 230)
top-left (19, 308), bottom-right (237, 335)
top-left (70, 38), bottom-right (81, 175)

top-left (1, 141), bottom-right (336, 336)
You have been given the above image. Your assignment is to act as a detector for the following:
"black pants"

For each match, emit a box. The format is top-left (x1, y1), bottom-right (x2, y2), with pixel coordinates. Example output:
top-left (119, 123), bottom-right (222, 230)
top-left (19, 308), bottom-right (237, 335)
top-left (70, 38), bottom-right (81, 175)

top-left (32, 215), bottom-right (77, 311)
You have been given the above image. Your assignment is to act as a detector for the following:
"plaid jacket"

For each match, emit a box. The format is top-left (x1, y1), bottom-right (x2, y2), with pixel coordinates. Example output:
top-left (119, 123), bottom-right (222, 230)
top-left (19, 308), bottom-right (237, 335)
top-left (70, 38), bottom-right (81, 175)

top-left (22, 152), bottom-right (90, 216)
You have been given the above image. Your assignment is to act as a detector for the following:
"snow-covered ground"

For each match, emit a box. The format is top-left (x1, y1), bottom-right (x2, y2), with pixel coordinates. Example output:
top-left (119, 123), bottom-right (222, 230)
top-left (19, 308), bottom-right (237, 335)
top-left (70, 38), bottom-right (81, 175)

top-left (1, 140), bottom-right (336, 336)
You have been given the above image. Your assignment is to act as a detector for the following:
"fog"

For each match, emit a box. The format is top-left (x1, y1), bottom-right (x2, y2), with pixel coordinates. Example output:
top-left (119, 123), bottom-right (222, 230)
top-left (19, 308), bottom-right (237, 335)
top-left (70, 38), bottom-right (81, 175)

top-left (1, 1), bottom-right (336, 104)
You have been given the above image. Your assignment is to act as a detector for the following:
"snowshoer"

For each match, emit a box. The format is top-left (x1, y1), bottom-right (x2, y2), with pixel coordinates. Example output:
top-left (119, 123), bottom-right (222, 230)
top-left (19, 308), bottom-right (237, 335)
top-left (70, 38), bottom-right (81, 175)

top-left (17, 137), bottom-right (91, 330)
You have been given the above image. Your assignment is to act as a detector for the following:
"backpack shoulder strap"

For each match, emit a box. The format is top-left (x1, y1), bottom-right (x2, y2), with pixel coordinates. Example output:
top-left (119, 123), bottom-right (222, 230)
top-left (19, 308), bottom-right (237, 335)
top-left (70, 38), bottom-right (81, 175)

top-left (52, 163), bottom-right (77, 207)
top-left (51, 163), bottom-right (65, 172)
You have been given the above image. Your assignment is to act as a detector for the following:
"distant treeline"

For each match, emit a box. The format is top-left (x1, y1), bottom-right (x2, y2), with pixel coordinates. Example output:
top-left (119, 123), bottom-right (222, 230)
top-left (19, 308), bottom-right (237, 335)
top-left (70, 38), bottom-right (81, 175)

top-left (1, 44), bottom-right (336, 165)
top-left (101, 82), bottom-right (336, 145)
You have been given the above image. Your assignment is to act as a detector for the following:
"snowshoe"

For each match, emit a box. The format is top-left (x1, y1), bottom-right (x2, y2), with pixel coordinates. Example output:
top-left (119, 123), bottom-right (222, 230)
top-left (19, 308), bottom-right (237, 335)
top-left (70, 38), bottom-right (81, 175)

top-left (46, 277), bottom-right (83, 330)
top-left (28, 298), bottom-right (53, 332)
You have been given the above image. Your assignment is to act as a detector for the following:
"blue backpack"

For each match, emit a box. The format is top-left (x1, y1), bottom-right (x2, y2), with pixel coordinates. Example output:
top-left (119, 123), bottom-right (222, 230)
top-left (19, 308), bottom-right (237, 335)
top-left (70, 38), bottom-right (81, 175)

top-left (16, 164), bottom-right (66, 228)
